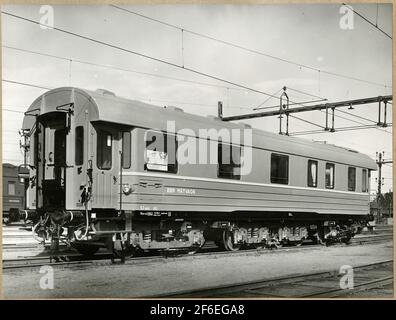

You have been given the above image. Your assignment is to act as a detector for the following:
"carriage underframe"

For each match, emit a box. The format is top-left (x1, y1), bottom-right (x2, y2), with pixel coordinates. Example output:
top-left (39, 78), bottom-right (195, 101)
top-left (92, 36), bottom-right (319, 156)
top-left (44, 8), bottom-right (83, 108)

top-left (27, 208), bottom-right (371, 258)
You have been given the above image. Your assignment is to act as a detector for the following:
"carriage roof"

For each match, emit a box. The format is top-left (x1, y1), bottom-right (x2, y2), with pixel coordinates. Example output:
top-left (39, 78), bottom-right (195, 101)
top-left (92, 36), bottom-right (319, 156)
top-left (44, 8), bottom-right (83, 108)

top-left (22, 87), bottom-right (377, 170)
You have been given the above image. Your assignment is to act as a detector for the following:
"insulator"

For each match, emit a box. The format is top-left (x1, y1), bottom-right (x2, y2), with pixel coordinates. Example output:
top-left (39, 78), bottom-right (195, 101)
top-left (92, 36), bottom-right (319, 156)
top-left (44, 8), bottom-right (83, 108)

top-left (252, 228), bottom-right (259, 238)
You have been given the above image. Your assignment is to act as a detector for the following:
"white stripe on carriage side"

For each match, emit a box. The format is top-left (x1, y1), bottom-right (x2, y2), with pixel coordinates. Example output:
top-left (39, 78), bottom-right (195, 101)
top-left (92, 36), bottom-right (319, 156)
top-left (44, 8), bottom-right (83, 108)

top-left (120, 171), bottom-right (369, 196)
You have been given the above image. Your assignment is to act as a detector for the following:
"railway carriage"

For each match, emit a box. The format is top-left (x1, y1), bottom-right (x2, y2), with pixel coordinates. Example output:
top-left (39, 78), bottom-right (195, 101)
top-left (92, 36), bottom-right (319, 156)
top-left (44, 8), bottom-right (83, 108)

top-left (22, 87), bottom-right (377, 256)
top-left (2, 163), bottom-right (29, 224)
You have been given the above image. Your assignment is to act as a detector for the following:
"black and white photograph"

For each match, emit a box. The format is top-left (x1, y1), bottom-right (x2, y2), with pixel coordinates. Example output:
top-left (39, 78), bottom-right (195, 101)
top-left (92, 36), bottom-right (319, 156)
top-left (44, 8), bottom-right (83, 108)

top-left (1, 2), bottom-right (393, 301)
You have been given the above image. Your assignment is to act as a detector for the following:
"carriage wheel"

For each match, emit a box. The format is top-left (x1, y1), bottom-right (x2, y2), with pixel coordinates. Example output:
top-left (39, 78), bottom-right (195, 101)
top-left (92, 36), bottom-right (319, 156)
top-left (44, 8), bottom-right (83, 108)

top-left (223, 230), bottom-right (242, 251)
top-left (313, 228), bottom-right (326, 245)
top-left (186, 238), bottom-right (206, 254)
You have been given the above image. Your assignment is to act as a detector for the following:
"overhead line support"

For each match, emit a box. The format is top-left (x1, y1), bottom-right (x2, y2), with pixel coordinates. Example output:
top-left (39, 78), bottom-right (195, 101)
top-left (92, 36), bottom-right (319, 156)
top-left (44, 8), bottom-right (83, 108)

top-left (222, 95), bottom-right (393, 121)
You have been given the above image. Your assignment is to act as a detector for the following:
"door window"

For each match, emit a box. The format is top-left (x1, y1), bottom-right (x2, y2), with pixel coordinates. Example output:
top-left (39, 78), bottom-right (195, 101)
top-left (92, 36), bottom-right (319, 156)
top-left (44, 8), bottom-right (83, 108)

top-left (122, 131), bottom-right (131, 169)
top-left (97, 130), bottom-right (112, 170)
top-left (348, 167), bottom-right (356, 191)
top-left (75, 126), bottom-right (84, 165)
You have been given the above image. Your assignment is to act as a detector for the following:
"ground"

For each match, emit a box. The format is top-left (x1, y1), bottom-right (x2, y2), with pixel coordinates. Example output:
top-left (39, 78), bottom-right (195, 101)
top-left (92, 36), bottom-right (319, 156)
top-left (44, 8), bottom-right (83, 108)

top-left (2, 241), bottom-right (393, 298)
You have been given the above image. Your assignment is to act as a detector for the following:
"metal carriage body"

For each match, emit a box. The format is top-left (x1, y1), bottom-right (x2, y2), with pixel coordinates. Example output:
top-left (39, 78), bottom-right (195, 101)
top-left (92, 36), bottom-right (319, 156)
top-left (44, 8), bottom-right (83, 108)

top-left (2, 163), bottom-right (29, 224)
top-left (22, 87), bottom-right (377, 254)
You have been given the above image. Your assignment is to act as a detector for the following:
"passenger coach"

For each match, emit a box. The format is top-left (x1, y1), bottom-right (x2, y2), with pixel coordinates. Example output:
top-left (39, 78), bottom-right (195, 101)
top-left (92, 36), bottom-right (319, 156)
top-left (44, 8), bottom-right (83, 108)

top-left (22, 87), bottom-right (377, 256)
top-left (2, 163), bottom-right (29, 224)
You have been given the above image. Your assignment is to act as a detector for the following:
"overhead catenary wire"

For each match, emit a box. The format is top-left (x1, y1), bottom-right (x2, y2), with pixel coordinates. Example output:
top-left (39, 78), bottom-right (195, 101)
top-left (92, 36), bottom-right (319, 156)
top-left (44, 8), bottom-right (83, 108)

top-left (3, 79), bottom-right (51, 90)
top-left (338, 108), bottom-right (393, 129)
top-left (4, 79), bottom-right (393, 139)
top-left (6, 69), bottom-right (390, 136)
top-left (317, 109), bottom-right (392, 135)
top-left (3, 10), bottom-right (393, 145)
top-left (289, 123), bottom-right (392, 136)
top-left (110, 4), bottom-right (391, 89)
top-left (252, 88), bottom-right (284, 110)
top-left (2, 12), bottom-right (325, 115)
top-left (286, 86), bottom-right (327, 101)
top-left (4, 45), bottom-right (327, 113)
top-left (342, 3), bottom-right (392, 40)
top-left (3, 79), bottom-right (257, 110)
top-left (5, 11), bottom-right (390, 116)
top-left (3, 45), bottom-right (246, 92)
top-left (1, 11), bottom-right (283, 101)
top-left (289, 114), bottom-right (326, 129)
top-left (253, 98), bottom-right (328, 111)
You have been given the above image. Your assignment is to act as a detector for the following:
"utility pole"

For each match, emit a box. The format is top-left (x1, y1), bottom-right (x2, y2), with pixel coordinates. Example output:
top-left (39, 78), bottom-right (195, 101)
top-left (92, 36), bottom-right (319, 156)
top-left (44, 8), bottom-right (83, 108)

top-left (19, 129), bottom-right (30, 210)
top-left (375, 151), bottom-right (393, 224)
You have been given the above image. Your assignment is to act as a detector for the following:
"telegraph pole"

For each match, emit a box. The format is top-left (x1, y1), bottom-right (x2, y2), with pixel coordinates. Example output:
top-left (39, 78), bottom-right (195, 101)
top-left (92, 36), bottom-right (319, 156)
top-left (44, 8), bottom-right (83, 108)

top-left (19, 129), bottom-right (30, 210)
top-left (375, 151), bottom-right (392, 223)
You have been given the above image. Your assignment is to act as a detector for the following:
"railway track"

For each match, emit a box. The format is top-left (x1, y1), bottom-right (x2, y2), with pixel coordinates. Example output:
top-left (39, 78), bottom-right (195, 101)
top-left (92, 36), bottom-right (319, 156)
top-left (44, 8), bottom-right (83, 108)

top-left (3, 232), bottom-right (392, 270)
top-left (157, 260), bottom-right (393, 298)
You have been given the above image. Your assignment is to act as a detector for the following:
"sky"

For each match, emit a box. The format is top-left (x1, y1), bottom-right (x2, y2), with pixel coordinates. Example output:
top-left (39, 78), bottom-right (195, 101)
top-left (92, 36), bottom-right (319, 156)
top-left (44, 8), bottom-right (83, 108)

top-left (1, 3), bottom-right (393, 195)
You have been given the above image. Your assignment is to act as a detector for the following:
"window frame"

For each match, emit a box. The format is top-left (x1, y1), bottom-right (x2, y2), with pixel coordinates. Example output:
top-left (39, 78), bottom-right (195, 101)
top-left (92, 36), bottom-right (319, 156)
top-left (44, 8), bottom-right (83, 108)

top-left (8, 181), bottom-right (16, 196)
top-left (348, 167), bottom-right (356, 192)
top-left (97, 129), bottom-right (113, 170)
top-left (75, 126), bottom-right (84, 166)
top-left (145, 130), bottom-right (178, 174)
top-left (362, 169), bottom-right (368, 193)
top-left (307, 159), bottom-right (318, 188)
top-left (325, 162), bottom-right (335, 189)
top-left (270, 153), bottom-right (289, 185)
top-left (217, 142), bottom-right (241, 180)
top-left (122, 131), bottom-right (132, 169)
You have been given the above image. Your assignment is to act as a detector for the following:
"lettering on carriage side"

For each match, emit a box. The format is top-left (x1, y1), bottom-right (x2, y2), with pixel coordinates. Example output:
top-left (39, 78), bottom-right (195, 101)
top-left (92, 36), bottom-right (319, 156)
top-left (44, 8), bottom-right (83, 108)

top-left (139, 205), bottom-right (151, 211)
top-left (124, 172), bottom-right (368, 196)
top-left (166, 187), bottom-right (196, 195)
top-left (139, 206), bottom-right (159, 211)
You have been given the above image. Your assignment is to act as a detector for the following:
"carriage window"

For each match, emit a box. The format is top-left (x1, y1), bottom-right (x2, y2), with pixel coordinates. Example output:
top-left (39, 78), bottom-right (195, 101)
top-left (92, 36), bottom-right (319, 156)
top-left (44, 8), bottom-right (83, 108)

top-left (362, 169), bottom-right (368, 192)
top-left (75, 126), bottom-right (84, 166)
top-left (145, 131), bottom-right (177, 173)
top-left (8, 181), bottom-right (16, 195)
top-left (97, 130), bottom-right (112, 170)
top-left (122, 131), bottom-right (131, 169)
top-left (307, 160), bottom-right (318, 187)
top-left (271, 154), bottom-right (289, 184)
top-left (218, 142), bottom-right (241, 180)
top-left (325, 163), bottom-right (335, 189)
top-left (348, 167), bottom-right (356, 191)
